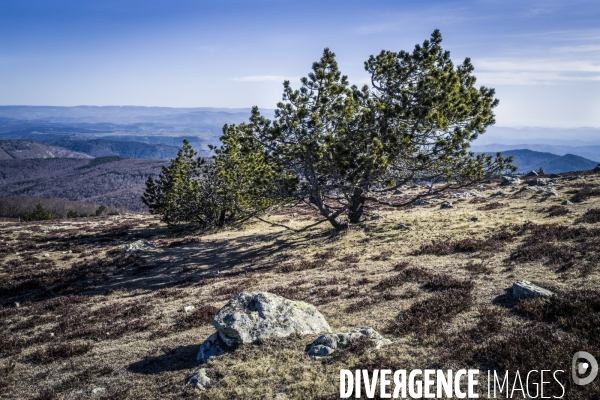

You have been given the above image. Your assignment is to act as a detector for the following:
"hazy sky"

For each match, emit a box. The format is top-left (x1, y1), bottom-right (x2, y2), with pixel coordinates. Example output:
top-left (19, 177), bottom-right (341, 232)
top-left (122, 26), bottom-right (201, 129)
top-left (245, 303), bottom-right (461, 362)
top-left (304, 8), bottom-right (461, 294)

top-left (1, 0), bottom-right (599, 128)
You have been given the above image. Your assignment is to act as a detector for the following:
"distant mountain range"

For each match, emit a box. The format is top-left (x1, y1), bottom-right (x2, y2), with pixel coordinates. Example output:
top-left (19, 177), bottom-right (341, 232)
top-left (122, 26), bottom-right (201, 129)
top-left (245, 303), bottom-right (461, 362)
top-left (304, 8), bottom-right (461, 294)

top-left (0, 106), bottom-right (271, 156)
top-left (472, 143), bottom-right (600, 165)
top-left (478, 149), bottom-right (598, 174)
top-left (0, 140), bottom-right (92, 160)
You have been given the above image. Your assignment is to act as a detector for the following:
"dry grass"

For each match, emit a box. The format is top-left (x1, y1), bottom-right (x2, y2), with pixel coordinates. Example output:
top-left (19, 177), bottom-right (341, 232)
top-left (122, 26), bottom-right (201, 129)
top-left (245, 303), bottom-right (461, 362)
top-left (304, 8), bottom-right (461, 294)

top-left (1, 174), bottom-right (600, 399)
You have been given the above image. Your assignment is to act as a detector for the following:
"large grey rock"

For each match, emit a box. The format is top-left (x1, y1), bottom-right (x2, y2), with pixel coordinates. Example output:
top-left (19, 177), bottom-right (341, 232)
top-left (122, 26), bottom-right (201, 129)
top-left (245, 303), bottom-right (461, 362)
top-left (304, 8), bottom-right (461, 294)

top-left (212, 292), bottom-right (331, 347)
top-left (501, 176), bottom-right (522, 186)
top-left (197, 332), bottom-right (229, 363)
top-left (512, 281), bottom-right (553, 299)
top-left (306, 327), bottom-right (391, 358)
top-left (187, 368), bottom-right (211, 390)
top-left (125, 239), bottom-right (156, 253)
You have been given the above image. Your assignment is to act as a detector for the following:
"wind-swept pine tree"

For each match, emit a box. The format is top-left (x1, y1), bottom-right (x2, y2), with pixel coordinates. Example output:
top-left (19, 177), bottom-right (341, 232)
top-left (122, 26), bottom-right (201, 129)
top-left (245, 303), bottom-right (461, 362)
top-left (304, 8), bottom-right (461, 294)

top-left (253, 30), bottom-right (514, 230)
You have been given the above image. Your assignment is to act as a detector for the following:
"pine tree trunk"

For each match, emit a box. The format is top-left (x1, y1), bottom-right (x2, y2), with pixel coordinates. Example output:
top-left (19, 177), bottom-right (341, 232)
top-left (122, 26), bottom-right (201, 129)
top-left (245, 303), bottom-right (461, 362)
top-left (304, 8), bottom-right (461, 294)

top-left (348, 188), bottom-right (365, 224)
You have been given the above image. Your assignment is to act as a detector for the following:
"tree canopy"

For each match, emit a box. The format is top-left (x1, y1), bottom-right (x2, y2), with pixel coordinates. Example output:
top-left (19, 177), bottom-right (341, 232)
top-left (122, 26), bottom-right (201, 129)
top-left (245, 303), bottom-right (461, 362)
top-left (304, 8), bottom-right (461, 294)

top-left (255, 30), bottom-right (513, 230)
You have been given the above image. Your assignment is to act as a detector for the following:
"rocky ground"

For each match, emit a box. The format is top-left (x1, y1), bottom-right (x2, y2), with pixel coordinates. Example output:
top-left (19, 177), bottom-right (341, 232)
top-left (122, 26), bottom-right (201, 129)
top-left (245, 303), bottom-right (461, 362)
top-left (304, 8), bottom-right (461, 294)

top-left (1, 171), bottom-right (600, 399)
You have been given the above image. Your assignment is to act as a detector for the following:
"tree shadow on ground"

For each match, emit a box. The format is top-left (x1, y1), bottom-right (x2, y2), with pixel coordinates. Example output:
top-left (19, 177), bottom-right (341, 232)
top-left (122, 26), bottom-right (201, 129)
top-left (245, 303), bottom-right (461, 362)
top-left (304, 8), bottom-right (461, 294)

top-left (0, 217), bottom-right (328, 305)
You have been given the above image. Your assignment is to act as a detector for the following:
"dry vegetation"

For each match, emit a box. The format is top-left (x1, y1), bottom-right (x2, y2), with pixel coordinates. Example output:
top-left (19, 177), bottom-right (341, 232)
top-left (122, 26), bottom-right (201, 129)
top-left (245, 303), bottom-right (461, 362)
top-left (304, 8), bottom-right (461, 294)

top-left (1, 172), bottom-right (600, 399)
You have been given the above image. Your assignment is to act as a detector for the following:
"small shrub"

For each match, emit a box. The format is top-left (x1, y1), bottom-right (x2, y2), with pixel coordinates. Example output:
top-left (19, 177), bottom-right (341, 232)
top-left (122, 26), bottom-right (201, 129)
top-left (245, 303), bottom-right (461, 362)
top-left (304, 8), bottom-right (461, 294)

top-left (477, 201), bottom-right (508, 211)
top-left (373, 267), bottom-right (432, 291)
top-left (175, 305), bottom-right (219, 330)
top-left (542, 205), bottom-right (571, 217)
top-left (280, 259), bottom-right (325, 273)
top-left (30, 342), bottom-right (93, 363)
top-left (387, 287), bottom-right (473, 336)
top-left (575, 208), bottom-right (600, 224)
top-left (422, 274), bottom-right (474, 292)
top-left (371, 250), bottom-right (393, 261)
top-left (569, 184), bottom-right (600, 203)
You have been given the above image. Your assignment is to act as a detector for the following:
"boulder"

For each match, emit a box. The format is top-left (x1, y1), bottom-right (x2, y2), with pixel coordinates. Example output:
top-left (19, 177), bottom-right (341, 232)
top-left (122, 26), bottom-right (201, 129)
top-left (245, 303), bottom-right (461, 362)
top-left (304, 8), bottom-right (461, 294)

top-left (526, 170), bottom-right (538, 177)
top-left (469, 217), bottom-right (479, 222)
top-left (306, 327), bottom-right (391, 358)
top-left (593, 164), bottom-right (600, 173)
top-left (212, 292), bottom-right (331, 347)
top-left (500, 176), bottom-right (521, 186)
top-left (440, 201), bottom-right (453, 209)
top-left (512, 281), bottom-right (553, 299)
top-left (125, 239), bottom-right (156, 253)
top-left (490, 190), bottom-right (505, 197)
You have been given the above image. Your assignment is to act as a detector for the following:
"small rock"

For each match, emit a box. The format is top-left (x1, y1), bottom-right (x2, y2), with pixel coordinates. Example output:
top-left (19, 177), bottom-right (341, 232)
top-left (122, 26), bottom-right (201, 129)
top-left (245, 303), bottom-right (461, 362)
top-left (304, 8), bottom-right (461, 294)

top-left (369, 214), bottom-right (385, 221)
top-left (490, 190), bottom-right (505, 197)
top-left (184, 306), bottom-right (195, 313)
top-left (306, 327), bottom-right (391, 358)
top-left (412, 198), bottom-right (441, 206)
top-left (125, 240), bottom-right (156, 253)
top-left (197, 332), bottom-right (229, 363)
top-left (394, 224), bottom-right (413, 230)
top-left (469, 217), bottom-right (479, 222)
top-left (187, 368), bottom-right (211, 390)
top-left (512, 281), bottom-right (553, 299)
top-left (13, 302), bottom-right (20, 307)
top-left (393, 189), bottom-right (402, 195)
top-left (542, 188), bottom-right (558, 197)
top-left (536, 178), bottom-right (549, 186)
top-left (500, 176), bottom-right (522, 186)
top-left (274, 393), bottom-right (287, 399)
top-left (561, 200), bottom-right (573, 206)
top-left (450, 190), bottom-right (483, 199)
top-left (43, 253), bottom-right (49, 257)
top-left (526, 170), bottom-right (538, 177)
top-left (91, 387), bottom-right (106, 396)
top-left (440, 201), bottom-right (453, 209)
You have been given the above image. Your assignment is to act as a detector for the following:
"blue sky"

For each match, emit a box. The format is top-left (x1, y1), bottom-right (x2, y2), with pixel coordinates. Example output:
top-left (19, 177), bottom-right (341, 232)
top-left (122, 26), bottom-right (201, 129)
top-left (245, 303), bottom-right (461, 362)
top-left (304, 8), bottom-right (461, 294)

top-left (1, 0), bottom-right (599, 128)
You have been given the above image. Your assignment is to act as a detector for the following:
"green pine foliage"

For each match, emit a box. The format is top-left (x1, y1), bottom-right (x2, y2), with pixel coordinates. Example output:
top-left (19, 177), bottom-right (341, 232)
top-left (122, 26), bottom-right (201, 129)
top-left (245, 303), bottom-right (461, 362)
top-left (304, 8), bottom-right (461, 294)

top-left (142, 134), bottom-right (290, 229)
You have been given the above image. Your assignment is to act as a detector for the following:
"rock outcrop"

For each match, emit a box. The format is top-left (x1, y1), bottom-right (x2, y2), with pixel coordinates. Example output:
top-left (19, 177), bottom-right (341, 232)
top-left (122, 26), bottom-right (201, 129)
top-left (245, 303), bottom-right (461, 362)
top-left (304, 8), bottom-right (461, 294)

top-left (306, 327), bottom-right (391, 358)
top-left (501, 176), bottom-right (521, 186)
